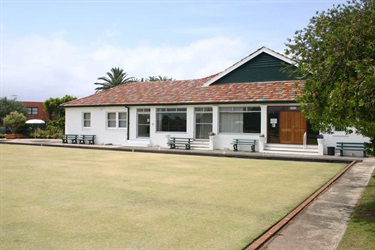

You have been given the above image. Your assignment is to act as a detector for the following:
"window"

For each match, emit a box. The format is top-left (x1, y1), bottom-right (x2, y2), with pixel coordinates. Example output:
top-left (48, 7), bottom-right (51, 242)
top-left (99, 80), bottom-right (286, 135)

top-left (195, 107), bottom-right (213, 139)
top-left (107, 112), bottom-right (116, 128)
top-left (137, 109), bottom-right (150, 137)
top-left (83, 112), bottom-right (91, 128)
top-left (219, 107), bottom-right (261, 133)
top-left (27, 107), bottom-right (38, 115)
top-left (156, 108), bottom-right (187, 132)
top-left (118, 112), bottom-right (127, 128)
top-left (107, 112), bottom-right (127, 129)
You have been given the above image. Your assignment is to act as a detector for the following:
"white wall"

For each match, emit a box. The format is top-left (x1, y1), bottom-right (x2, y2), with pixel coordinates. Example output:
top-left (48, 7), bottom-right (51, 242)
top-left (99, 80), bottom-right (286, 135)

top-left (65, 104), bottom-right (265, 148)
top-left (65, 106), bottom-right (128, 145)
top-left (65, 105), bottom-right (369, 156)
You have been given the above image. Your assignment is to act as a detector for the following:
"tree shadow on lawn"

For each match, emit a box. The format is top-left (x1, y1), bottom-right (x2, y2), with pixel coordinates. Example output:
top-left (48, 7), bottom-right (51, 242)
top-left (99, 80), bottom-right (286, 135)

top-left (350, 175), bottom-right (375, 232)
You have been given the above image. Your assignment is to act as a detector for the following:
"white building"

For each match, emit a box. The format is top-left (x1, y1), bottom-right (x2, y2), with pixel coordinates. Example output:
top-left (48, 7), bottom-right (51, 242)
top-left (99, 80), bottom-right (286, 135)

top-left (62, 47), bottom-right (369, 156)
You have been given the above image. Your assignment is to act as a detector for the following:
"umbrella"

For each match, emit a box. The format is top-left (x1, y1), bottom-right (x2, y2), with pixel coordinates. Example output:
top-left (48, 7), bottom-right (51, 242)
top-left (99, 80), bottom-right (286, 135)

top-left (26, 119), bottom-right (45, 139)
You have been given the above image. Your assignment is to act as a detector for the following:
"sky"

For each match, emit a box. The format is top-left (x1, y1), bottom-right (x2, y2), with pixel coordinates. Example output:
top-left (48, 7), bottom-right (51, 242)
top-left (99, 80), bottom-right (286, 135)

top-left (1, 0), bottom-right (348, 102)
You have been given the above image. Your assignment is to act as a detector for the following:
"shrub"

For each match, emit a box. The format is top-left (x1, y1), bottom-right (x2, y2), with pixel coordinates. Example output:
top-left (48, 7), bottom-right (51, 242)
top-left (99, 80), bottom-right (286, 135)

top-left (3, 111), bottom-right (26, 134)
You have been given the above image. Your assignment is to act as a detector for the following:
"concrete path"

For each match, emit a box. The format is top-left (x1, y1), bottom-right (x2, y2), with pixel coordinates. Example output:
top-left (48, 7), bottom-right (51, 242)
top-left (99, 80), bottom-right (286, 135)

top-left (262, 158), bottom-right (375, 250)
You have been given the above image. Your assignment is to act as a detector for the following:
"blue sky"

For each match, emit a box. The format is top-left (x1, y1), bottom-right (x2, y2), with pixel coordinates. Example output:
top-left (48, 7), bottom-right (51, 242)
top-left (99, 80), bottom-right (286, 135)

top-left (1, 0), bottom-right (347, 101)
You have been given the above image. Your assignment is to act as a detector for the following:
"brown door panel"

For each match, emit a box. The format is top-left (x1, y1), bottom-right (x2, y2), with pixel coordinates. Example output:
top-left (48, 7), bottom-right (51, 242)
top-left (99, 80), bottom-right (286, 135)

top-left (279, 111), bottom-right (307, 144)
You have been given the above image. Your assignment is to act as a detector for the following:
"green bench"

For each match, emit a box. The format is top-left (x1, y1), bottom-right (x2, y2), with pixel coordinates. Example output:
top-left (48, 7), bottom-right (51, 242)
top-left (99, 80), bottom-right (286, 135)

top-left (79, 135), bottom-right (96, 145)
top-left (167, 137), bottom-right (193, 150)
top-left (336, 142), bottom-right (367, 157)
top-left (232, 139), bottom-right (258, 152)
top-left (62, 134), bottom-right (78, 144)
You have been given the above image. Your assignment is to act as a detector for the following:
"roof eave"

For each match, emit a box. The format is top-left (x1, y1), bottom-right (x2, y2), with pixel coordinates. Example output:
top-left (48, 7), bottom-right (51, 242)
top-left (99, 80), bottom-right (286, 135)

top-left (62, 99), bottom-right (298, 108)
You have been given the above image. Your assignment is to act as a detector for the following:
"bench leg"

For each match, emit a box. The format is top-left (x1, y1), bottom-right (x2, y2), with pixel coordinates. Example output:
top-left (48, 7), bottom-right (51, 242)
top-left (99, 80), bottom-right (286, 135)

top-left (72, 139), bottom-right (77, 144)
top-left (62, 139), bottom-right (67, 143)
top-left (79, 140), bottom-right (85, 144)
top-left (170, 144), bottom-right (175, 149)
top-left (89, 140), bottom-right (94, 145)
top-left (185, 144), bottom-right (190, 150)
top-left (251, 145), bottom-right (255, 152)
top-left (233, 144), bottom-right (238, 151)
top-left (340, 150), bottom-right (343, 156)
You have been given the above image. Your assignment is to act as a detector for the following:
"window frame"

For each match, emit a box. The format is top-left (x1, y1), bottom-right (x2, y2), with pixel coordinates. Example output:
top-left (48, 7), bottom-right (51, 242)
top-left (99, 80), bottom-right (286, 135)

top-left (219, 106), bottom-right (261, 134)
top-left (156, 107), bottom-right (187, 132)
top-left (106, 112), bottom-right (127, 129)
top-left (27, 107), bottom-right (39, 115)
top-left (83, 112), bottom-right (91, 128)
top-left (118, 112), bottom-right (127, 128)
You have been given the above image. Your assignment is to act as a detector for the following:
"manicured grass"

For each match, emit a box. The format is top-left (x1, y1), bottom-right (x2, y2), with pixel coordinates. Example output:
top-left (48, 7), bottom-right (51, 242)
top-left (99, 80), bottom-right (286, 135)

top-left (0, 144), bottom-right (346, 249)
top-left (337, 167), bottom-right (375, 250)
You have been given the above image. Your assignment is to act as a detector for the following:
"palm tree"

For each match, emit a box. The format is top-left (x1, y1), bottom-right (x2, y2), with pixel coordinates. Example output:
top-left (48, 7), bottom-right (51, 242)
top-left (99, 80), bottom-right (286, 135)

top-left (147, 75), bottom-right (173, 82)
top-left (94, 67), bottom-right (136, 92)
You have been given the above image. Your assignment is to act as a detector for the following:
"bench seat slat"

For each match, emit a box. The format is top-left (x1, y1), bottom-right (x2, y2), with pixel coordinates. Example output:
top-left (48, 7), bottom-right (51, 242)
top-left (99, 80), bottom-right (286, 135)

top-left (336, 142), bottom-right (366, 157)
top-left (62, 134), bottom-right (78, 144)
top-left (168, 137), bottom-right (193, 150)
top-left (232, 139), bottom-right (258, 152)
top-left (337, 146), bottom-right (364, 150)
top-left (79, 135), bottom-right (96, 145)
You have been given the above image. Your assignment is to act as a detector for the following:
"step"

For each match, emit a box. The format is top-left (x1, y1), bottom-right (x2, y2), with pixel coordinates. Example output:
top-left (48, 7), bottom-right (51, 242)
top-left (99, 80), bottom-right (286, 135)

top-left (266, 143), bottom-right (318, 148)
top-left (264, 144), bottom-right (319, 155)
top-left (263, 150), bottom-right (320, 156)
top-left (191, 139), bottom-right (210, 150)
top-left (265, 146), bottom-right (318, 152)
top-left (125, 139), bottom-right (151, 147)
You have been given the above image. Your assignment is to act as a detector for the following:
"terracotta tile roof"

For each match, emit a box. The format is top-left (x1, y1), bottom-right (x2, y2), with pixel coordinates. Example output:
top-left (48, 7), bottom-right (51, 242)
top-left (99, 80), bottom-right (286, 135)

top-left (62, 75), bottom-right (304, 107)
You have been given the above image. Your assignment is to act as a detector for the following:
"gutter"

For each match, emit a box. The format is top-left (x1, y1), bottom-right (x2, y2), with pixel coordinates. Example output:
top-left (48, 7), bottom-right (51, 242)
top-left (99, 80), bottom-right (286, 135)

top-left (125, 105), bottom-right (130, 140)
top-left (62, 100), bottom-right (298, 108)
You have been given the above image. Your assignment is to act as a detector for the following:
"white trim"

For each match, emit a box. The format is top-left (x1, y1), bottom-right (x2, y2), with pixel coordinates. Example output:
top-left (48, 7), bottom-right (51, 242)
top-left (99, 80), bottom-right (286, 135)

top-left (136, 108), bottom-right (151, 138)
top-left (202, 46), bottom-right (297, 87)
top-left (106, 111), bottom-right (127, 130)
top-left (82, 112), bottom-right (91, 129)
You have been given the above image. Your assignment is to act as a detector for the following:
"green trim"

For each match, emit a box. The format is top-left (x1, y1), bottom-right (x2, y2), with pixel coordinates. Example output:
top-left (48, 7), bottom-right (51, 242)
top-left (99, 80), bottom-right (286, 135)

top-left (213, 53), bottom-right (297, 84)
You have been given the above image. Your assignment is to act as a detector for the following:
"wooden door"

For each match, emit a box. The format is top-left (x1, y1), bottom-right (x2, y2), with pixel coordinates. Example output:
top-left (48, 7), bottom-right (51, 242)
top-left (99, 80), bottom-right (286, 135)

top-left (279, 111), bottom-right (307, 144)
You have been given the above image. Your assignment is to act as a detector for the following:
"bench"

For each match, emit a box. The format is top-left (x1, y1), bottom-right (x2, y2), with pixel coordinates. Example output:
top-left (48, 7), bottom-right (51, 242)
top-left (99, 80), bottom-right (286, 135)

top-left (79, 135), bottom-right (96, 145)
top-left (62, 134), bottom-right (78, 144)
top-left (336, 142), bottom-right (366, 157)
top-left (167, 137), bottom-right (193, 150)
top-left (232, 139), bottom-right (258, 152)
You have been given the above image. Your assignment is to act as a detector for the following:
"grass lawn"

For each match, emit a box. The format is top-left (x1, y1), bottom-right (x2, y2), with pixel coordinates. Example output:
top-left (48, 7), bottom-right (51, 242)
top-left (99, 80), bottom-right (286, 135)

top-left (0, 144), bottom-right (346, 249)
top-left (337, 166), bottom-right (375, 250)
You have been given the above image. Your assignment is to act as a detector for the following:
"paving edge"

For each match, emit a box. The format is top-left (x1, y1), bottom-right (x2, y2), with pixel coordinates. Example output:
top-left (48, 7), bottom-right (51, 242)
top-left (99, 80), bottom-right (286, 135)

top-left (244, 160), bottom-right (357, 250)
top-left (0, 140), bottom-right (358, 164)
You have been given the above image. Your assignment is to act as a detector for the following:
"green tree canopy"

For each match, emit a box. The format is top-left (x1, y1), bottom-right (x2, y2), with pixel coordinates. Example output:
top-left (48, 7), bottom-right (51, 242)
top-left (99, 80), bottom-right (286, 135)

top-left (44, 95), bottom-right (77, 135)
top-left (285, 0), bottom-right (375, 153)
top-left (94, 67), bottom-right (136, 92)
top-left (44, 95), bottom-right (77, 119)
top-left (0, 97), bottom-right (27, 126)
top-left (136, 76), bottom-right (174, 82)
top-left (3, 111), bottom-right (26, 134)
top-left (146, 76), bottom-right (174, 82)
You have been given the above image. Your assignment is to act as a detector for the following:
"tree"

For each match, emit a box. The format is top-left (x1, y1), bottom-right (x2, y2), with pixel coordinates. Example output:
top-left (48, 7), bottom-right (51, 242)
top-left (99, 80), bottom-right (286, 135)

top-left (44, 95), bottom-right (77, 137)
top-left (0, 97), bottom-right (27, 126)
top-left (146, 75), bottom-right (173, 82)
top-left (3, 111), bottom-right (26, 134)
top-left (94, 67), bottom-right (136, 92)
top-left (44, 95), bottom-right (77, 120)
top-left (136, 76), bottom-right (174, 82)
top-left (285, 0), bottom-right (375, 154)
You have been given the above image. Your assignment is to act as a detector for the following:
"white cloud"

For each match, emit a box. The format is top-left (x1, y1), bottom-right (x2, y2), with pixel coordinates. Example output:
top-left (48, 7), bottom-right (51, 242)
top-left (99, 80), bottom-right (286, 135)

top-left (1, 34), bottom-right (247, 101)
